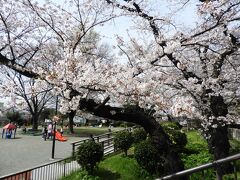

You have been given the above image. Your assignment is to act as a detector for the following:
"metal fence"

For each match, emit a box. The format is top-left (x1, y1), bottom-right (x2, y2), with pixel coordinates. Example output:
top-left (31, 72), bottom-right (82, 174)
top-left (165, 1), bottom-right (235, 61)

top-left (71, 127), bottom-right (136, 157)
top-left (158, 153), bottom-right (240, 180)
top-left (71, 132), bottom-right (114, 157)
top-left (0, 157), bottom-right (80, 180)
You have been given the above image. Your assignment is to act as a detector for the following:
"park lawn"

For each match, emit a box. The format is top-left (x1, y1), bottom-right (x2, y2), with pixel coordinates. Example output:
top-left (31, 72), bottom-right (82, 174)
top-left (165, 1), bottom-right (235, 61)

top-left (61, 130), bottom-right (240, 180)
top-left (60, 154), bottom-right (153, 180)
top-left (19, 128), bottom-right (42, 136)
top-left (98, 154), bottom-right (153, 180)
top-left (181, 130), bottom-right (240, 180)
top-left (64, 126), bottom-right (124, 137)
top-left (182, 130), bottom-right (240, 168)
top-left (182, 130), bottom-right (212, 166)
top-left (181, 131), bottom-right (215, 179)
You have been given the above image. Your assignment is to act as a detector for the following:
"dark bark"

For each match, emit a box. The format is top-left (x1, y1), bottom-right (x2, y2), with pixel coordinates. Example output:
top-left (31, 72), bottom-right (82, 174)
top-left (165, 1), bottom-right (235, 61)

top-left (79, 99), bottom-right (185, 176)
top-left (210, 96), bottom-right (228, 117)
top-left (0, 53), bottom-right (39, 79)
top-left (208, 95), bottom-right (231, 177)
top-left (67, 110), bottom-right (76, 134)
top-left (32, 113), bottom-right (39, 131)
top-left (208, 126), bottom-right (230, 177)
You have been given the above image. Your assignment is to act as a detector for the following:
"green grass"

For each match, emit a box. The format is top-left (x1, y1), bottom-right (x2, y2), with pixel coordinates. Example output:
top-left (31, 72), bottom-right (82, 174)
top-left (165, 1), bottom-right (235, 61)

top-left (181, 131), bottom-right (216, 179)
top-left (61, 130), bottom-right (240, 180)
top-left (98, 154), bottom-right (152, 180)
top-left (229, 138), bottom-right (240, 155)
top-left (185, 131), bottom-right (208, 150)
top-left (66, 127), bottom-right (108, 137)
top-left (181, 130), bottom-right (240, 180)
top-left (64, 127), bottom-right (124, 137)
top-left (19, 129), bottom-right (42, 136)
top-left (61, 154), bottom-right (152, 180)
top-left (60, 170), bottom-right (98, 180)
top-left (181, 131), bottom-right (215, 180)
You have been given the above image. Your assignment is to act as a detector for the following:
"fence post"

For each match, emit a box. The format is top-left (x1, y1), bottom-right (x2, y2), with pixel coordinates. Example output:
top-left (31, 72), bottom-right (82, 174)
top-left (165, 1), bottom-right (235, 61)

top-left (201, 170), bottom-right (205, 180)
top-left (72, 143), bottom-right (75, 157)
top-left (102, 141), bottom-right (104, 150)
top-left (63, 159), bottom-right (66, 177)
top-left (233, 161), bottom-right (237, 180)
top-left (216, 169), bottom-right (223, 180)
top-left (107, 134), bottom-right (110, 146)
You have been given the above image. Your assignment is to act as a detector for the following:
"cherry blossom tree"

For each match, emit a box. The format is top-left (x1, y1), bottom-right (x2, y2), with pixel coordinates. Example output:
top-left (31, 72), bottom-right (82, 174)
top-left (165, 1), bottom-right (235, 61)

top-left (0, 0), bottom-right (239, 177)
top-left (0, 0), bottom-right (186, 175)
top-left (101, 0), bottom-right (240, 177)
top-left (0, 70), bottom-right (54, 130)
top-left (0, 0), bottom-right (115, 133)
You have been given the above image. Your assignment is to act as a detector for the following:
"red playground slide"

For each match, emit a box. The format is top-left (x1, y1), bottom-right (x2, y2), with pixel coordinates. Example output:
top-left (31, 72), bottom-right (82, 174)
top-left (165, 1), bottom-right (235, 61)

top-left (55, 131), bottom-right (67, 141)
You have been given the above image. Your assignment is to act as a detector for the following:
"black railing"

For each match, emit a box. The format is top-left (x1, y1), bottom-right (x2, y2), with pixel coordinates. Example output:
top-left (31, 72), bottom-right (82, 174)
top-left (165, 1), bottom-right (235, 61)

top-left (71, 132), bottom-right (114, 157)
top-left (158, 153), bottom-right (240, 180)
top-left (0, 157), bottom-right (80, 180)
top-left (71, 127), bottom-right (135, 157)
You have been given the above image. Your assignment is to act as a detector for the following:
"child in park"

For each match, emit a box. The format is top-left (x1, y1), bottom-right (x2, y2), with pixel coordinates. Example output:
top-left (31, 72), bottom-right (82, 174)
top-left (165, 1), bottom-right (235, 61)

top-left (60, 127), bottom-right (63, 137)
top-left (47, 123), bottom-right (53, 139)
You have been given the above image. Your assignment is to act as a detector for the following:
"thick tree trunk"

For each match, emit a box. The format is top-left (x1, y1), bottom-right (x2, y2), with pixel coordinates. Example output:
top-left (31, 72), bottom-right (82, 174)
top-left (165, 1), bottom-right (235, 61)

top-left (67, 110), bottom-right (76, 134)
top-left (208, 95), bottom-right (231, 177)
top-left (148, 117), bottom-right (184, 175)
top-left (32, 114), bottom-right (39, 131)
top-left (79, 99), bottom-right (185, 176)
top-left (208, 126), bottom-right (230, 178)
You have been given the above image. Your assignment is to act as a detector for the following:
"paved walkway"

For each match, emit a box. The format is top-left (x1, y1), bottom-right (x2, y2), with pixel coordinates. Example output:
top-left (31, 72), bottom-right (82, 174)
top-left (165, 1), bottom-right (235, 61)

top-left (0, 130), bottom-right (86, 176)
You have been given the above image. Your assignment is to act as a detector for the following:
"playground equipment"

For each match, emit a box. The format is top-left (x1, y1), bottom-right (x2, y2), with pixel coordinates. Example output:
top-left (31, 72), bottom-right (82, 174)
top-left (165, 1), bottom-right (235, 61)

top-left (54, 130), bottom-right (67, 141)
top-left (2, 123), bottom-right (17, 139)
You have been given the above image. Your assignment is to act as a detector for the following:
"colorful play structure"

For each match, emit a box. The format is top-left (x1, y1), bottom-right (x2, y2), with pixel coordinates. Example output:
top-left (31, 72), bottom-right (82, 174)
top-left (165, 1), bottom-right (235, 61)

top-left (54, 130), bottom-right (67, 141)
top-left (2, 123), bottom-right (17, 139)
top-left (1, 122), bottom-right (67, 141)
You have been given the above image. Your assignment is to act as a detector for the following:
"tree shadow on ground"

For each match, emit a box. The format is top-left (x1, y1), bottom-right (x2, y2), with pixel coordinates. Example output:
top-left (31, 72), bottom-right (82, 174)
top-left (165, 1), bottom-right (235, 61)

top-left (96, 168), bottom-right (121, 180)
top-left (2, 137), bottom-right (22, 140)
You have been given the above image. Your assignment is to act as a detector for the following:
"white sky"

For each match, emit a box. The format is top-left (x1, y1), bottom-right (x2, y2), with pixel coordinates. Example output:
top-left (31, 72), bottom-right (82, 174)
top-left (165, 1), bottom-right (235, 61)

top-left (36, 0), bottom-right (199, 47)
top-left (95, 0), bottom-right (199, 46)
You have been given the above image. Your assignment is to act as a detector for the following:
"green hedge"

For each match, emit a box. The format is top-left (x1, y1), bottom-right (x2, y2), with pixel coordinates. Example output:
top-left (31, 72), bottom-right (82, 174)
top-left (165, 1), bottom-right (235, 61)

top-left (134, 140), bottom-right (163, 175)
top-left (114, 131), bottom-right (133, 156)
top-left (76, 141), bottom-right (104, 173)
top-left (132, 128), bottom-right (147, 144)
top-left (161, 121), bottom-right (187, 151)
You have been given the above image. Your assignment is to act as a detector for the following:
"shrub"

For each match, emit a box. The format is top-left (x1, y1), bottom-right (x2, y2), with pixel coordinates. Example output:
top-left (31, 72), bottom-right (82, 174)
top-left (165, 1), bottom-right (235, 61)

top-left (76, 141), bottom-right (104, 173)
top-left (180, 130), bottom-right (214, 179)
top-left (112, 121), bottom-right (123, 127)
top-left (181, 151), bottom-right (214, 179)
top-left (164, 128), bottom-right (187, 150)
top-left (125, 122), bottom-right (135, 127)
top-left (120, 123), bottom-right (126, 128)
top-left (114, 131), bottom-right (133, 156)
top-left (160, 121), bottom-right (181, 130)
top-left (161, 121), bottom-right (187, 150)
top-left (134, 140), bottom-right (163, 175)
top-left (132, 128), bottom-right (147, 144)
